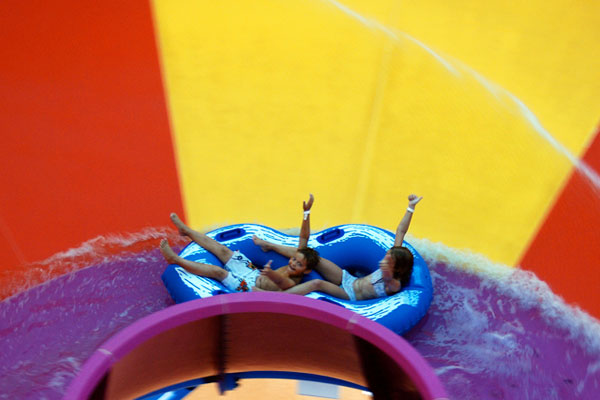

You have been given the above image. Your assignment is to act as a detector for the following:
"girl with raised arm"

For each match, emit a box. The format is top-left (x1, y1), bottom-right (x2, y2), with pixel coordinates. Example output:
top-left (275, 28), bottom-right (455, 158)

top-left (252, 194), bottom-right (423, 300)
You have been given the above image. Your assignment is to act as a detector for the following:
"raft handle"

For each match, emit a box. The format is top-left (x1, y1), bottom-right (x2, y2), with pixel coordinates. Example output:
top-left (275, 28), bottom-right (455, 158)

top-left (216, 228), bottom-right (246, 242)
top-left (317, 228), bottom-right (344, 244)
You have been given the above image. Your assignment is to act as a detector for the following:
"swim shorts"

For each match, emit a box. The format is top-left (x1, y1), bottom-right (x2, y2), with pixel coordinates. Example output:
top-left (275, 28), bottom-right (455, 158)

top-left (341, 270), bottom-right (358, 301)
top-left (220, 251), bottom-right (259, 292)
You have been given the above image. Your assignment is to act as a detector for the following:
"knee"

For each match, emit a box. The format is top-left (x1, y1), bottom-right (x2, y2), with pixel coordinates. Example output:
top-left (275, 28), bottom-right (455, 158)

top-left (213, 268), bottom-right (228, 281)
top-left (309, 279), bottom-right (326, 291)
top-left (216, 246), bottom-right (234, 262)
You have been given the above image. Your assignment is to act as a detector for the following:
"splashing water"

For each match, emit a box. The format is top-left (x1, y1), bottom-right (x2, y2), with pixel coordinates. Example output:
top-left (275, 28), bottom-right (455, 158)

top-left (407, 235), bottom-right (600, 399)
top-left (1, 228), bottom-right (599, 399)
top-left (0, 229), bottom-right (185, 400)
top-left (0, 227), bottom-right (186, 302)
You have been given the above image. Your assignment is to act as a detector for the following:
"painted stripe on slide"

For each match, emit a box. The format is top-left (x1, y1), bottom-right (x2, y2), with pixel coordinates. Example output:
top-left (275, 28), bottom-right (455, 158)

top-left (519, 126), bottom-right (600, 318)
top-left (0, 1), bottom-right (183, 275)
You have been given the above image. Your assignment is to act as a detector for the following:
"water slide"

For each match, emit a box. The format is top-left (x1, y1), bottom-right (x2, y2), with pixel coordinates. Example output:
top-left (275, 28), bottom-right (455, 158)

top-left (1, 1), bottom-right (599, 399)
top-left (63, 293), bottom-right (446, 399)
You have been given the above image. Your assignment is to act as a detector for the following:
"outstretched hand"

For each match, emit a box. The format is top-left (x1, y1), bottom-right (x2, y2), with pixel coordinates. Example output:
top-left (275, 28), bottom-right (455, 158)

top-left (303, 193), bottom-right (314, 211)
top-left (408, 194), bottom-right (423, 208)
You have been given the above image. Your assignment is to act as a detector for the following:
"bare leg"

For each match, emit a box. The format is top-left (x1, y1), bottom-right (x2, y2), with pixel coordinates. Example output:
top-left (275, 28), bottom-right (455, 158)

top-left (160, 239), bottom-right (228, 281)
top-left (252, 235), bottom-right (297, 257)
top-left (170, 213), bottom-right (233, 264)
top-left (284, 279), bottom-right (350, 300)
top-left (313, 258), bottom-right (344, 285)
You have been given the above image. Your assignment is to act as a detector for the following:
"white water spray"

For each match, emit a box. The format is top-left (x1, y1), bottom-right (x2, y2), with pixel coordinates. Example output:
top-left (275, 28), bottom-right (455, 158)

top-left (321, 0), bottom-right (600, 192)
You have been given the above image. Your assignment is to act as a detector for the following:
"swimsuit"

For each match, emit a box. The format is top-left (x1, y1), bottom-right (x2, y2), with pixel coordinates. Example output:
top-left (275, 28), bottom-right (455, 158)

top-left (220, 251), bottom-right (259, 292)
top-left (340, 269), bottom-right (388, 301)
top-left (341, 270), bottom-right (358, 301)
top-left (370, 269), bottom-right (387, 298)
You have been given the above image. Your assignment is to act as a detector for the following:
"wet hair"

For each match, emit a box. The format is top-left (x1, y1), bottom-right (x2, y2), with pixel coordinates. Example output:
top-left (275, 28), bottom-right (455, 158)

top-left (389, 246), bottom-right (414, 288)
top-left (298, 247), bottom-right (320, 270)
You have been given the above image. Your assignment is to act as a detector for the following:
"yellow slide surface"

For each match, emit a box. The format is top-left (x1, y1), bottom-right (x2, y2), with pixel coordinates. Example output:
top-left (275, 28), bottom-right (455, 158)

top-left (153, 0), bottom-right (600, 266)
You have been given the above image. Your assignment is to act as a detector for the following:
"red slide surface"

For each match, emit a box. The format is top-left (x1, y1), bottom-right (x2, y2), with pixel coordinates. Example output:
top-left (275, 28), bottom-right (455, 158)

top-left (0, 1), bottom-right (183, 287)
top-left (520, 128), bottom-right (600, 318)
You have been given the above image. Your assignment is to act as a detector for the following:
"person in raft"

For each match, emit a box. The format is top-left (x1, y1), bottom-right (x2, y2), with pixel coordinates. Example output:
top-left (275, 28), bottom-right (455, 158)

top-left (252, 194), bottom-right (422, 301)
top-left (159, 194), bottom-right (320, 293)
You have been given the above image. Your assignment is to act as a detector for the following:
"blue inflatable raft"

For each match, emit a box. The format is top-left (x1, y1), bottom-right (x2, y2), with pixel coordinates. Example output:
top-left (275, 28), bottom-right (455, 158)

top-left (161, 224), bottom-right (433, 335)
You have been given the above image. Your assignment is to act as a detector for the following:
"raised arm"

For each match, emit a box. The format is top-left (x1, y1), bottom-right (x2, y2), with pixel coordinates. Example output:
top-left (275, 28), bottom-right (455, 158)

top-left (298, 193), bottom-right (314, 249)
top-left (252, 193), bottom-right (315, 257)
top-left (394, 194), bottom-right (423, 247)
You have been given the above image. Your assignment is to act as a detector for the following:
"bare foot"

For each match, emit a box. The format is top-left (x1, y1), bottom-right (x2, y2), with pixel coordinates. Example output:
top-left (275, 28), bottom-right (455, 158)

top-left (170, 213), bottom-right (190, 237)
top-left (252, 235), bottom-right (271, 252)
top-left (159, 239), bottom-right (179, 263)
top-left (251, 286), bottom-right (266, 292)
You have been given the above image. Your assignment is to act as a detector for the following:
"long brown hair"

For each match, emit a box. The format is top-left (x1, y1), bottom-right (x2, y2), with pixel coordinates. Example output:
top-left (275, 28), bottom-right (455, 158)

top-left (389, 246), bottom-right (413, 288)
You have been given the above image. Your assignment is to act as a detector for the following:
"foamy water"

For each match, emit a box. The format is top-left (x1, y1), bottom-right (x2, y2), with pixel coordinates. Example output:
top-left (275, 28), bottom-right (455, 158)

top-left (0, 229), bottom-right (599, 399)
top-left (408, 235), bottom-right (600, 399)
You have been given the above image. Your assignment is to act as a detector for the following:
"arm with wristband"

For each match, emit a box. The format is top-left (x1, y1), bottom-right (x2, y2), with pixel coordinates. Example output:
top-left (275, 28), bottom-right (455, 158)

top-left (252, 193), bottom-right (314, 257)
top-left (298, 193), bottom-right (314, 249)
top-left (394, 194), bottom-right (423, 247)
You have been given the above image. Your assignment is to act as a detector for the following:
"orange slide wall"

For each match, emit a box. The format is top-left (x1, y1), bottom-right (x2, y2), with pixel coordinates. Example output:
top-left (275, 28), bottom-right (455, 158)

top-left (0, 1), bottom-right (184, 276)
top-left (520, 128), bottom-right (600, 318)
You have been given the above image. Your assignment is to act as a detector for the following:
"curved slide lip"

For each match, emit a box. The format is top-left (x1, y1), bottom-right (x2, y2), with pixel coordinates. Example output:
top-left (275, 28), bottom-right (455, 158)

top-left (65, 292), bottom-right (448, 400)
